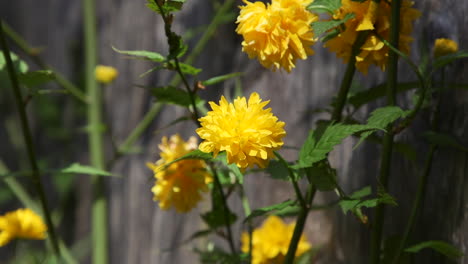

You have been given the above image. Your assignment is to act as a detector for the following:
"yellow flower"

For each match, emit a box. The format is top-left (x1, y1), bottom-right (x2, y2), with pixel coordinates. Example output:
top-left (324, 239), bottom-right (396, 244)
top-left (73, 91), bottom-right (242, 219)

top-left (95, 65), bottom-right (118, 83)
top-left (147, 135), bottom-right (212, 213)
top-left (236, 0), bottom-right (318, 72)
top-left (433, 38), bottom-right (458, 58)
top-left (325, 0), bottom-right (420, 74)
top-left (196, 92), bottom-right (286, 170)
top-left (0, 208), bottom-right (47, 247)
top-left (241, 215), bottom-right (311, 264)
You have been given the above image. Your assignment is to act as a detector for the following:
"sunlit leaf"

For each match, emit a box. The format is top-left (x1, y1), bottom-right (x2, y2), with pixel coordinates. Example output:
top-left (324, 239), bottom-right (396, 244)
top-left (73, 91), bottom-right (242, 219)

top-left (405, 240), bottom-right (464, 260)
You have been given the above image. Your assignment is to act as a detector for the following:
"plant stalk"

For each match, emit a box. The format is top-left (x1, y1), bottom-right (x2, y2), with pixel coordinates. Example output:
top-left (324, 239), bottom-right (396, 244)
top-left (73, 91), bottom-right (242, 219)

top-left (83, 0), bottom-right (108, 262)
top-left (0, 20), bottom-right (61, 258)
top-left (370, 0), bottom-right (401, 263)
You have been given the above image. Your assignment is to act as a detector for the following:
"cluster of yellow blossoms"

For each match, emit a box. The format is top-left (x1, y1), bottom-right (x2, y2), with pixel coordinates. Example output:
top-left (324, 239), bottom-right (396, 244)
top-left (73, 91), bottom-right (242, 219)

top-left (325, 0), bottom-right (421, 74)
top-left (241, 215), bottom-right (311, 264)
top-left (196, 92), bottom-right (286, 171)
top-left (0, 208), bottom-right (47, 247)
top-left (236, 0), bottom-right (318, 72)
top-left (147, 134), bottom-right (212, 212)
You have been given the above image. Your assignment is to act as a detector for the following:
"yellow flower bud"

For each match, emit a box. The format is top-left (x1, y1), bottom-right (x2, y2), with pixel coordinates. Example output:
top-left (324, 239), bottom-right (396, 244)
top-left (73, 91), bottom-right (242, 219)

top-left (95, 65), bottom-right (118, 84)
top-left (433, 38), bottom-right (458, 58)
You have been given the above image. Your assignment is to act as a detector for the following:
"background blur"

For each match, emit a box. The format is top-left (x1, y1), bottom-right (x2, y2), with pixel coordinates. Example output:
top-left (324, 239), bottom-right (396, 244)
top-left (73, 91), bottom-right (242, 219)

top-left (1, 0), bottom-right (467, 263)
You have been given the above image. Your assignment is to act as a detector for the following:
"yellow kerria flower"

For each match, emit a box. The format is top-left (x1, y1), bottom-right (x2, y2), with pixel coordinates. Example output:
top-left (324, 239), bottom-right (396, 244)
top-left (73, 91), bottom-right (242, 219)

top-left (236, 0), bottom-right (318, 72)
top-left (325, 0), bottom-right (420, 74)
top-left (433, 38), bottom-right (458, 58)
top-left (0, 208), bottom-right (47, 247)
top-left (147, 134), bottom-right (212, 213)
top-left (196, 92), bottom-right (286, 170)
top-left (241, 215), bottom-right (311, 264)
top-left (95, 65), bottom-right (118, 84)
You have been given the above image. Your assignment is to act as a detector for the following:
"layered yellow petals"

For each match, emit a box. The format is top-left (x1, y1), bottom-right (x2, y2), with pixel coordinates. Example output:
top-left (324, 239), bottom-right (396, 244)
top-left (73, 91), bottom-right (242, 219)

top-left (95, 65), bottom-right (118, 84)
top-left (147, 135), bottom-right (212, 213)
top-left (433, 38), bottom-right (458, 58)
top-left (196, 92), bottom-right (286, 170)
top-left (241, 215), bottom-right (311, 264)
top-left (325, 0), bottom-right (420, 74)
top-left (0, 208), bottom-right (47, 247)
top-left (236, 0), bottom-right (318, 72)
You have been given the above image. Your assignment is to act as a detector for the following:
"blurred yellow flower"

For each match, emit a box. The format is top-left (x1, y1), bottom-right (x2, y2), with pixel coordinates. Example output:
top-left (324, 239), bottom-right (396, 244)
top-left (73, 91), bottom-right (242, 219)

top-left (196, 92), bottom-right (286, 170)
top-left (147, 135), bottom-right (212, 213)
top-left (0, 208), bottom-right (47, 247)
top-left (325, 0), bottom-right (420, 74)
top-left (433, 38), bottom-right (458, 58)
top-left (236, 0), bottom-right (318, 72)
top-left (95, 65), bottom-right (118, 83)
top-left (241, 215), bottom-right (311, 264)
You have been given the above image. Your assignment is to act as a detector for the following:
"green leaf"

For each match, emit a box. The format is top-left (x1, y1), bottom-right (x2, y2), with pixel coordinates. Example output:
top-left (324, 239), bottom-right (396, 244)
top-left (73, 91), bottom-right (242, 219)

top-left (174, 61), bottom-right (202, 75)
top-left (339, 186), bottom-right (396, 216)
top-left (201, 209), bottom-right (237, 229)
top-left (423, 131), bottom-right (468, 152)
top-left (202, 72), bottom-right (243, 86)
top-left (433, 51), bottom-right (468, 70)
top-left (405, 240), bottom-right (464, 260)
top-left (60, 163), bottom-right (114, 177)
top-left (266, 160), bottom-right (290, 181)
top-left (18, 70), bottom-right (54, 87)
top-left (112, 46), bottom-right (165, 62)
top-left (151, 86), bottom-right (203, 107)
top-left (0, 51), bottom-right (29, 73)
top-left (348, 82), bottom-right (419, 109)
top-left (196, 246), bottom-right (245, 264)
top-left (355, 106), bottom-right (409, 148)
top-left (295, 248), bottom-right (320, 264)
top-left (161, 149), bottom-right (213, 171)
top-left (244, 200), bottom-right (296, 222)
top-left (311, 13), bottom-right (354, 39)
top-left (307, 0), bottom-right (342, 14)
top-left (296, 124), bottom-right (379, 169)
top-left (306, 161), bottom-right (337, 191)
top-left (146, 0), bottom-right (186, 14)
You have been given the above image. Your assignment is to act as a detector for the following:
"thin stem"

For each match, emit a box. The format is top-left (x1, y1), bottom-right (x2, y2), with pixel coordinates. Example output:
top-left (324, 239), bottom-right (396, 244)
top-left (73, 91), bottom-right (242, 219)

top-left (370, 0), bottom-right (401, 263)
top-left (283, 183), bottom-right (317, 264)
top-left (83, 0), bottom-right (108, 262)
top-left (211, 165), bottom-right (236, 254)
top-left (3, 22), bottom-right (88, 103)
top-left (331, 31), bottom-right (369, 122)
top-left (274, 152), bottom-right (306, 208)
top-left (0, 20), bottom-right (61, 257)
top-left (239, 185), bottom-right (252, 263)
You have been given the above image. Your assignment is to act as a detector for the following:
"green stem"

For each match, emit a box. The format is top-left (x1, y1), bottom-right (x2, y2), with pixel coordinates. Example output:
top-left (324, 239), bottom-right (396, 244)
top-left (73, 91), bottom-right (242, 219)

top-left (331, 31), bottom-right (369, 122)
top-left (0, 20), bottom-right (61, 258)
top-left (239, 185), bottom-right (252, 263)
top-left (2, 22), bottom-right (87, 103)
top-left (370, 0), bottom-right (401, 263)
top-left (83, 0), bottom-right (108, 262)
top-left (283, 183), bottom-right (316, 264)
top-left (274, 152), bottom-right (306, 208)
top-left (211, 166), bottom-right (236, 254)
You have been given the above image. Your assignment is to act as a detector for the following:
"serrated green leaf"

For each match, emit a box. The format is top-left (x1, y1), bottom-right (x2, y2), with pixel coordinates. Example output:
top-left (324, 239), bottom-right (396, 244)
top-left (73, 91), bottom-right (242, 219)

top-left (18, 70), bottom-right (54, 87)
top-left (161, 149), bottom-right (213, 171)
top-left (348, 82), bottom-right (419, 109)
top-left (423, 131), bottom-right (468, 152)
top-left (112, 46), bottom-right (165, 62)
top-left (307, 0), bottom-right (341, 14)
top-left (244, 200), bottom-right (296, 222)
top-left (60, 163), bottom-right (114, 177)
top-left (296, 124), bottom-right (379, 169)
top-left (339, 186), bottom-right (396, 215)
top-left (266, 160), bottom-right (290, 181)
top-left (176, 62), bottom-right (202, 75)
top-left (146, 0), bottom-right (186, 14)
top-left (306, 161), bottom-right (337, 191)
top-left (350, 186), bottom-right (371, 199)
top-left (355, 106), bottom-right (409, 148)
top-left (433, 51), bottom-right (468, 70)
top-left (201, 209), bottom-right (237, 229)
top-left (311, 13), bottom-right (354, 38)
top-left (202, 72), bottom-right (243, 86)
top-left (405, 240), bottom-right (464, 260)
top-left (151, 86), bottom-right (203, 107)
